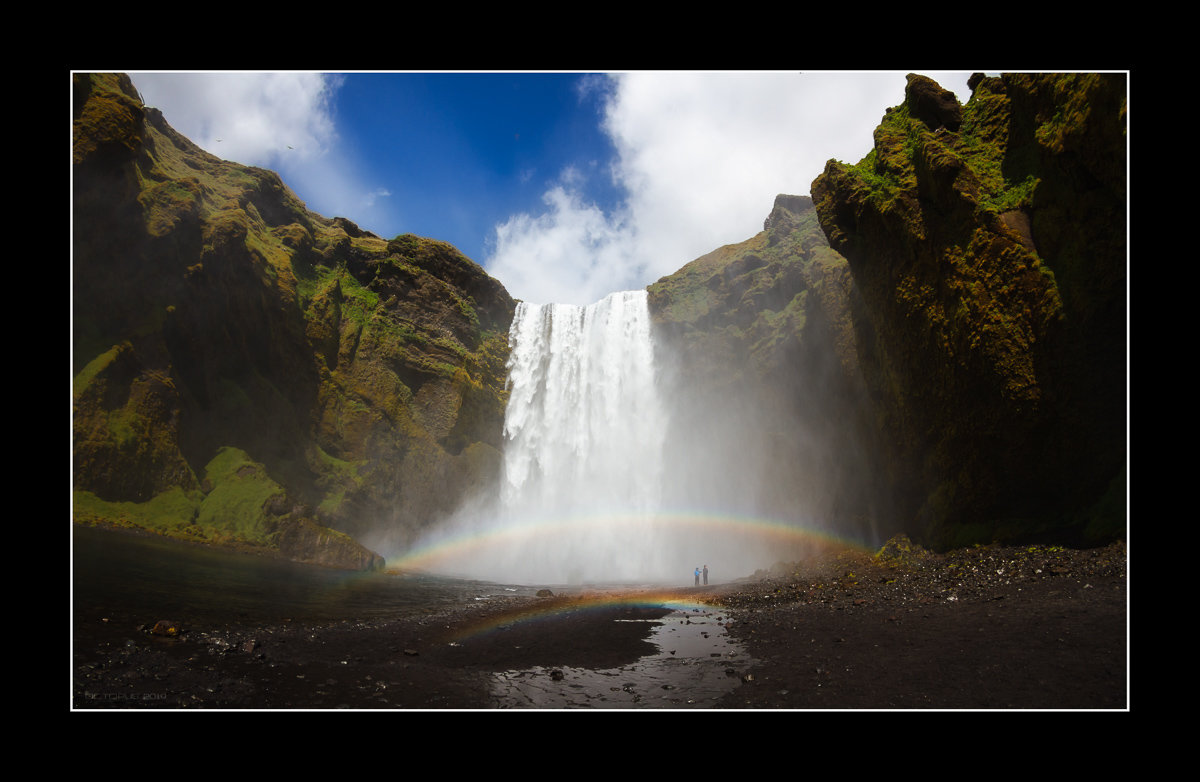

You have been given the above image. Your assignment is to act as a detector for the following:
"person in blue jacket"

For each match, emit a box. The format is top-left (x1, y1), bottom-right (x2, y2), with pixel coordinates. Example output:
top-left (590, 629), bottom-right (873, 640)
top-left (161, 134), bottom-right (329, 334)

top-left (694, 566), bottom-right (700, 586)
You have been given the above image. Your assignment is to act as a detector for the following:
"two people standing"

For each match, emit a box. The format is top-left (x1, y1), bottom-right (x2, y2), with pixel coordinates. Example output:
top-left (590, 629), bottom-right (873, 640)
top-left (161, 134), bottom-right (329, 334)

top-left (694, 564), bottom-right (709, 586)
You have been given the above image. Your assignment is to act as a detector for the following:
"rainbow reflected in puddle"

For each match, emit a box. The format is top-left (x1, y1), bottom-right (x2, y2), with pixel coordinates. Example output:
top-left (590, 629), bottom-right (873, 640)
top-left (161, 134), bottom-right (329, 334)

top-left (484, 599), bottom-right (752, 709)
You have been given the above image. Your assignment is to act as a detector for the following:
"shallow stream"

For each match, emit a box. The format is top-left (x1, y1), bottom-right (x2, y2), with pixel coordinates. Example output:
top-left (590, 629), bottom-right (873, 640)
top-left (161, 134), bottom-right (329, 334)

top-left (489, 603), bottom-right (750, 708)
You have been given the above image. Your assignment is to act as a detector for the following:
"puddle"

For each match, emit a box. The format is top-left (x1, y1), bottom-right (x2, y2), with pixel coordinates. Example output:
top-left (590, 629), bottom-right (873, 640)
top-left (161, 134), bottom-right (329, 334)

top-left (489, 604), bottom-right (752, 708)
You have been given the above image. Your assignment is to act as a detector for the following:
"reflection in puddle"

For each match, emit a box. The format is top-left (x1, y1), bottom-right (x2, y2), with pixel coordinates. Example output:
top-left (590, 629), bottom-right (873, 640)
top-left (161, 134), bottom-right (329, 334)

top-left (489, 604), bottom-right (752, 708)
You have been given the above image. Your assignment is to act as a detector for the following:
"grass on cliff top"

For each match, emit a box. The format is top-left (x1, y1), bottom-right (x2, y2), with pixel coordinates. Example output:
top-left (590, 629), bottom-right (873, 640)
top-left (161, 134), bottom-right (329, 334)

top-left (845, 103), bottom-right (917, 200)
top-left (648, 233), bottom-right (770, 325)
top-left (843, 87), bottom-right (1044, 216)
top-left (956, 84), bottom-right (1042, 213)
top-left (81, 74), bottom-right (316, 300)
top-left (649, 201), bottom-right (834, 333)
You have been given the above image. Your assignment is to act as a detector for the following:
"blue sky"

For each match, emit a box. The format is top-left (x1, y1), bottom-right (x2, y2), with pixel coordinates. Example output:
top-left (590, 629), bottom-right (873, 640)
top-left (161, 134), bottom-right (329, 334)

top-left (128, 71), bottom-right (974, 305)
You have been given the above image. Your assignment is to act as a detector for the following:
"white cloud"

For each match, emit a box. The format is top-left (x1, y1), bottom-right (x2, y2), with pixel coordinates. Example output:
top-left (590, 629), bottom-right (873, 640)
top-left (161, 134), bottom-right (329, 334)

top-left (125, 71), bottom-right (976, 306)
top-left (126, 72), bottom-right (400, 236)
top-left (129, 72), bottom-right (340, 167)
top-left (490, 181), bottom-right (634, 306)
top-left (486, 71), bottom-right (973, 306)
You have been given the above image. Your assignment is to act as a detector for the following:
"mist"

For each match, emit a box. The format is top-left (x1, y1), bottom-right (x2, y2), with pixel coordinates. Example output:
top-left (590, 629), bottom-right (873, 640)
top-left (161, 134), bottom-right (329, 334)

top-left (391, 289), bottom-right (840, 587)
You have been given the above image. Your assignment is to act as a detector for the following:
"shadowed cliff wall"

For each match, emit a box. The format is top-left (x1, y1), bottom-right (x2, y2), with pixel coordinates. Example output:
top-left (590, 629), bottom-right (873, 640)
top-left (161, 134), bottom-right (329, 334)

top-left (73, 73), bottom-right (515, 568)
top-left (811, 73), bottom-right (1126, 548)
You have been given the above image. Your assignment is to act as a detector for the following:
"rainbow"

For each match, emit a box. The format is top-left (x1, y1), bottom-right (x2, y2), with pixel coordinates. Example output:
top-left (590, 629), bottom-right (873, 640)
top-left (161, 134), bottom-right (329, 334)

top-left (439, 586), bottom-right (727, 645)
top-left (386, 511), bottom-right (872, 583)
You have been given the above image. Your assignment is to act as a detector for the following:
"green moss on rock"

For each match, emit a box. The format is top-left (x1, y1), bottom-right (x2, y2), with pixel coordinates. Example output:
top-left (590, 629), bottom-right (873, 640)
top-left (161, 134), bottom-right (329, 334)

top-left (811, 73), bottom-right (1126, 549)
top-left (73, 73), bottom-right (516, 569)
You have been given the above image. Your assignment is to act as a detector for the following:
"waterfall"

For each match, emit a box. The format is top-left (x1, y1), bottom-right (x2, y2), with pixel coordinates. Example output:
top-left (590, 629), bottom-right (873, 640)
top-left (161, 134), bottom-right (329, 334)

top-left (403, 288), bottom-right (803, 586)
top-left (502, 290), bottom-right (666, 520)
top-left (492, 290), bottom-right (671, 583)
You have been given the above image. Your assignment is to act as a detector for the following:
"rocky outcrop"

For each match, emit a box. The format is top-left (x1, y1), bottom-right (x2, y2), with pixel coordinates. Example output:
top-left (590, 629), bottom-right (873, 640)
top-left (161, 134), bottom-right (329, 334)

top-left (810, 73), bottom-right (1126, 548)
top-left (650, 74), bottom-right (1126, 552)
top-left (72, 73), bottom-right (516, 569)
top-left (274, 516), bottom-right (386, 571)
top-left (647, 194), bottom-right (891, 542)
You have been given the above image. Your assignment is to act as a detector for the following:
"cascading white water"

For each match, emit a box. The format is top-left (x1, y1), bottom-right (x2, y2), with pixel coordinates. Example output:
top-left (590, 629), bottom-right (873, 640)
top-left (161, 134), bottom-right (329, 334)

top-left (502, 290), bottom-right (666, 519)
top-left (403, 287), bottom-right (805, 586)
top-left (492, 290), bottom-right (672, 583)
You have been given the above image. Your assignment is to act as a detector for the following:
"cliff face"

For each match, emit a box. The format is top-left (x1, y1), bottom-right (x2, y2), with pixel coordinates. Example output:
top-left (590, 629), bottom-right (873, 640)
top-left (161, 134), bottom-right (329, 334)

top-left (648, 195), bottom-right (893, 543)
top-left (72, 73), bottom-right (515, 568)
top-left (73, 72), bottom-right (1127, 566)
top-left (810, 73), bottom-right (1127, 548)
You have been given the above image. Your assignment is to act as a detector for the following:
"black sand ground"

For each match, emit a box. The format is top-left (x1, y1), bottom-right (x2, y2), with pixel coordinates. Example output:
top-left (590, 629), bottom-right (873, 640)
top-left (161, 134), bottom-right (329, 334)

top-left (72, 541), bottom-right (1127, 710)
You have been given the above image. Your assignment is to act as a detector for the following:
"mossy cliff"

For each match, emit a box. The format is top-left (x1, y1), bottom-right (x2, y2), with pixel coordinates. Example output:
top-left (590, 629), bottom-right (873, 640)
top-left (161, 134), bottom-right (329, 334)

top-left (648, 195), bottom-right (891, 542)
top-left (73, 73), bottom-right (515, 569)
top-left (810, 73), bottom-right (1126, 548)
top-left (73, 72), bottom-right (1126, 567)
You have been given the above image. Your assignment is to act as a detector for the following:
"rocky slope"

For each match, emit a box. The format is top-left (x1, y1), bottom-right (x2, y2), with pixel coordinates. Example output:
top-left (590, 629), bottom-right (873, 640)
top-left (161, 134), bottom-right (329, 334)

top-left (810, 73), bottom-right (1126, 548)
top-left (648, 195), bottom-right (892, 543)
top-left (72, 73), bottom-right (515, 569)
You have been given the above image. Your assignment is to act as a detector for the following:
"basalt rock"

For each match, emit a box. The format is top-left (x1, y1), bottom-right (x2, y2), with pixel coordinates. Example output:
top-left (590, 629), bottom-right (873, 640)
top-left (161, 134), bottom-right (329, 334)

top-left (72, 73), bottom-right (516, 569)
top-left (150, 620), bottom-right (181, 637)
top-left (811, 73), bottom-right (1127, 549)
top-left (904, 73), bottom-right (962, 132)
